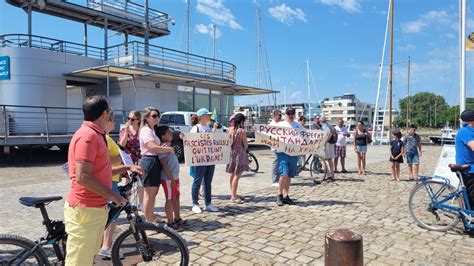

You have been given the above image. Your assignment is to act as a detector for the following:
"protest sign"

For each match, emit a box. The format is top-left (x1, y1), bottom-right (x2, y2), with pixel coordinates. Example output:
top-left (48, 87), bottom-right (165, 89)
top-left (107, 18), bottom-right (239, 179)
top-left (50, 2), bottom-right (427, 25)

top-left (184, 132), bottom-right (231, 166)
top-left (433, 145), bottom-right (459, 188)
top-left (255, 124), bottom-right (328, 156)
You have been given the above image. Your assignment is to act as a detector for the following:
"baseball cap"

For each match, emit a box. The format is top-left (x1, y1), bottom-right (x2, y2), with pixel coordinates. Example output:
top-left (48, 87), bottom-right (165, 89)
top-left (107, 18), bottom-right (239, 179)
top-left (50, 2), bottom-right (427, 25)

top-left (196, 108), bottom-right (212, 116)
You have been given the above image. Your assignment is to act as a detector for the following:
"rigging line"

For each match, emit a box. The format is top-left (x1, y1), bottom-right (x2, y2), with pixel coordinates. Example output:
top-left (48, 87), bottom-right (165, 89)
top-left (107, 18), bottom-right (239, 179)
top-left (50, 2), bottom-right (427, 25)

top-left (176, 8), bottom-right (187, 52)
top-left (308, 64), bottom-right (321, 106)
top-left (372, 0), bottom-right (391, 142)
top-left (357, 66), bottom-right (380, 122)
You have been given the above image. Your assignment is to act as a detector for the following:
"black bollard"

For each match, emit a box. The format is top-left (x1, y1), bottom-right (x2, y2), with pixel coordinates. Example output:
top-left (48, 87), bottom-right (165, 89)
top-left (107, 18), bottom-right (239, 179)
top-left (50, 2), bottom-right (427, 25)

top-left (325, 229), bottom-right (363, 266)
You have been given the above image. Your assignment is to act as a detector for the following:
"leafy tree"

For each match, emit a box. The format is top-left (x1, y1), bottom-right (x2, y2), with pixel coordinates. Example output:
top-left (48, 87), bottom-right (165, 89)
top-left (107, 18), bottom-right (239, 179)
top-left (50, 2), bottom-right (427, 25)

top-left (466, 98), bottom-right (474, 110)
top-left (395, 92), bottom-right (448, 128)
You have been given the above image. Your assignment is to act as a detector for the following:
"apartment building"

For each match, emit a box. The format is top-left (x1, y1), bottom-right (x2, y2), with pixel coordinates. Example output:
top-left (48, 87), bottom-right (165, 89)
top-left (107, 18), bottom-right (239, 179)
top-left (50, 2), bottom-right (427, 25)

top-left (321, 93), bottom-right (374, 129)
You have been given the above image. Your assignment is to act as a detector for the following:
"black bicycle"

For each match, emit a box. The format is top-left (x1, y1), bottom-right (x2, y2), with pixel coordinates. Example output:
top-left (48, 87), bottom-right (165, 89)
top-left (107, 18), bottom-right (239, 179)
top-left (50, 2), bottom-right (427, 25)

top-left (0, 174), bottom-right (189, 265)
top-left (247, 150), bottom-right (259, 173)
top-left (296, 154), bottom-right (328, 184)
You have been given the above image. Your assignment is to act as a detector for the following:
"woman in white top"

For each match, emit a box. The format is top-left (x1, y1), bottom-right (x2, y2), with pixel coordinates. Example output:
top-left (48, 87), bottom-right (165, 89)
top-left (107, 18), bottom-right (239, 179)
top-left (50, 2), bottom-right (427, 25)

top-left (138, 107), bottom-right (174, 223)
top-left (190, 108), bottom-right (220, 213)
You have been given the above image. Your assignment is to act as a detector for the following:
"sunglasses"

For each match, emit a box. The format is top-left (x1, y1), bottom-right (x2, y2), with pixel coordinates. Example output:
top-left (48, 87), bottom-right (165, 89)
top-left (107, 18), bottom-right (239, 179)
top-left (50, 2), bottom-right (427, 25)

top-left (150, 114), bottom-right (159, 119)
top-left (127, 117), bottom-right (137, 122)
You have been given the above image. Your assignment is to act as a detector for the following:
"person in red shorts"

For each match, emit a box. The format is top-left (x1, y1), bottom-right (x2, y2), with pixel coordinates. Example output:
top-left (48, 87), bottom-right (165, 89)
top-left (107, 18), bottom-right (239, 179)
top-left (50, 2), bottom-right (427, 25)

top-left (155, 125), bottom-right (185, 228)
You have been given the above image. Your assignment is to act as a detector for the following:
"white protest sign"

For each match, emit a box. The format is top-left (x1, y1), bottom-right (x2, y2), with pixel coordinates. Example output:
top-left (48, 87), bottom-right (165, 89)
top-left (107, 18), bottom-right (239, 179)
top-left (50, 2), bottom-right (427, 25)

top-left (184, 132), bottom-right (231, 166)
top-left (433, 145), bottom-right (460, 188)
top-left (255, 124), bottom-right (328, 156)
top-left (119, 149), bottom-right (135, 178)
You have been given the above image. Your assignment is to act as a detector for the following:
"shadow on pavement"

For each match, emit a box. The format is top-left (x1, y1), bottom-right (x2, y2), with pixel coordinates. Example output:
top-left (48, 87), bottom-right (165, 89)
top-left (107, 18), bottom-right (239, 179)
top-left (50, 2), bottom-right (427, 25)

top-left (295, 200), bottom-right (359, 207)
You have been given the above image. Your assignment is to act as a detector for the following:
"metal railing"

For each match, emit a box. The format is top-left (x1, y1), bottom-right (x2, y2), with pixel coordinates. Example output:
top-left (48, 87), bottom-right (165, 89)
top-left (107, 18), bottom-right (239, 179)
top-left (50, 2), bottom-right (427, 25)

top-left (107, 41), bottom-right (237, 82)
top-left (86, 0), bottom-right (169, 30)
top-left (0, 34), bottom-right (105, 59)
top-left (0, 104), bottom-right (126, 145)
top-left (1, 34), bottom-right (236, 82)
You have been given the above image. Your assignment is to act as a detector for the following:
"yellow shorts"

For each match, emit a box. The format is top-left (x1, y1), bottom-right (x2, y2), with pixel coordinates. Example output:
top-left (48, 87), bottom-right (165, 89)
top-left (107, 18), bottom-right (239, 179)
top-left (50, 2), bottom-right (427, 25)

top-left (64, 202), bottom-right (107, 266)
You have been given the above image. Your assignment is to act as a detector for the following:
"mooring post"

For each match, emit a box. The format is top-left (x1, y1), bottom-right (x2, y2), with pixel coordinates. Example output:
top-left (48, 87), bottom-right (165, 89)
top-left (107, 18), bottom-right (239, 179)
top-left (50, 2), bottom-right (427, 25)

top-left (325, 229), bottom-right (363, 266)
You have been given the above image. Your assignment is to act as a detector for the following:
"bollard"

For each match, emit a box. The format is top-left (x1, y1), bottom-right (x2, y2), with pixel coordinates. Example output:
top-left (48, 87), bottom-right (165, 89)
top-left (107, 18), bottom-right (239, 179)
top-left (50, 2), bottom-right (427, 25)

top-left (325, 229), bottom-right (363, 266)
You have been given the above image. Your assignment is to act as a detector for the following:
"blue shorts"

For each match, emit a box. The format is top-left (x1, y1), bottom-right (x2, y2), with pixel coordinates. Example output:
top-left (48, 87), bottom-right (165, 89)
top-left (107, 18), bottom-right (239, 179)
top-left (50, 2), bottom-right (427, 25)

top-left (406, 152), bottom-right (420, 165)
top-left (276, 153), bottom-right (299, 178)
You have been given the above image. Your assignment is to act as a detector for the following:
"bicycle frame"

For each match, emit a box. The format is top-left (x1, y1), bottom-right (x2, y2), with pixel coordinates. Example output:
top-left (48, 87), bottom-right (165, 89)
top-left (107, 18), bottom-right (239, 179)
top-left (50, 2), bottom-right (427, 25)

top-left (420, 175), bottom-right (474, 230)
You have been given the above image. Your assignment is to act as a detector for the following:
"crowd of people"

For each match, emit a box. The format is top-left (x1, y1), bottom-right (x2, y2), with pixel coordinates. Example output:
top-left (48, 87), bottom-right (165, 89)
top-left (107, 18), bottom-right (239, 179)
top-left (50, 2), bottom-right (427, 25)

top-left (64, 96), bottom-right (441, 264)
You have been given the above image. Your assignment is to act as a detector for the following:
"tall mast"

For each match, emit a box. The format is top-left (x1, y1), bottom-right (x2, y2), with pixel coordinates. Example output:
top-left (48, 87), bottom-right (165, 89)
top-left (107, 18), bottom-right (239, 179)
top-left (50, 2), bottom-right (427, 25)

top-left (186, 0), bottom-right (190, 54)
top-left (406, 56), bottom-right (410, 129)
top-left (460, 0), bottom-right (466, 114)
top-left (307, 60), bottom-right (311, 118)
top-left (388, 0), bottom-right (394, 138)
top-left (212, 23), bottom-right (216, 59)
top-left (256, 7), bottom-right (261, 118)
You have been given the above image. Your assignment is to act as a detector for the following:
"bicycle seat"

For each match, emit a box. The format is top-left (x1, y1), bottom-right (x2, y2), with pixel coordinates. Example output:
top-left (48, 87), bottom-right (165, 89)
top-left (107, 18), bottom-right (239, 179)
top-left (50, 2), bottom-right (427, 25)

top-left (448, 164), bottom-right (470, 172)
top-left (19, 196), bottom-right (63, 207)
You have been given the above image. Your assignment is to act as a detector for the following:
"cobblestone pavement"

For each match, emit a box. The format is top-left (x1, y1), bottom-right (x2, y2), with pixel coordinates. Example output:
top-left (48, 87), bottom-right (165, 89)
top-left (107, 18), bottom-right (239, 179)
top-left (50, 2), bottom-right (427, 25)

top-left (1, 145), bottom-right (474, 265)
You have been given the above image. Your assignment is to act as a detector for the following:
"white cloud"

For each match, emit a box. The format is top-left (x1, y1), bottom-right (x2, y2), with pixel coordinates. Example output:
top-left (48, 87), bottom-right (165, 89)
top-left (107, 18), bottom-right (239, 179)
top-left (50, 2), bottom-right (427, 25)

top-left (402, 10), bottom-right (454, 33)
top-left (320, 0), bottom-right (361, 13)
top-left (195, 23), bottom-right (222, 39)
top-left (268, 4), bottom-right (307, 24)
top-left (196, 0), bottom-right (242, 30)
top-left (290, 90), bottom-right (302, 99)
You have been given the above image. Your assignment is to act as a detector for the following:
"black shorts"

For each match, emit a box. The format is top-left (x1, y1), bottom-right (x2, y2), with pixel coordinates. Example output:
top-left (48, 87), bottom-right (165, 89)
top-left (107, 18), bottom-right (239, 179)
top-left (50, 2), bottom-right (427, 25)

top-left (138, 155), bottom-right (162, 187)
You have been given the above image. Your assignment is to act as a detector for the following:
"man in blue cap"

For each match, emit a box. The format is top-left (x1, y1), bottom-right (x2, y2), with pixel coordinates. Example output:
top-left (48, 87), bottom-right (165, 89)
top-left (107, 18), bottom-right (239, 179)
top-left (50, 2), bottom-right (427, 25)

top-left (455, 110), bottom-right (474, 208)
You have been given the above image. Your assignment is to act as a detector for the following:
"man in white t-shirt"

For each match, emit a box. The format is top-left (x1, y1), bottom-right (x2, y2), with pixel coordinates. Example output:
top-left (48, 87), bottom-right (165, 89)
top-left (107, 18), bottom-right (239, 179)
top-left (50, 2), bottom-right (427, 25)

top-left (275, 107), bottom-right (302, 206)
top-left (334, 118), bottom-right (350, 173)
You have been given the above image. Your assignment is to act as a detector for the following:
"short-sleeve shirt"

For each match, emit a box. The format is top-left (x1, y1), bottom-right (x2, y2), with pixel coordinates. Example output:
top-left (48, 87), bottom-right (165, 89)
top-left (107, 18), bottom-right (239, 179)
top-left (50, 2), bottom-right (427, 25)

top-left (119, 128), bottom-right (140, 163)
top-left (390, 140), bottom-right (404, 157)
top-left (335, 126), bottom-right (348, 146)
top-left (66, 121), bottom-right (112, 208)
top-left (455, 124), bottom-right (474, 174)
top-left (159, 144), bottom-right (180, 180)
top-left (403, 133), bottom-right (421, 154)
top-left (106, 135), bottom-right (121, 182)
top-left (139, 126), bottom-right (161, 156)
top-left (190, 124), bottom-right (212, 133)
top-left (276, 120), bottom-right (302, 157)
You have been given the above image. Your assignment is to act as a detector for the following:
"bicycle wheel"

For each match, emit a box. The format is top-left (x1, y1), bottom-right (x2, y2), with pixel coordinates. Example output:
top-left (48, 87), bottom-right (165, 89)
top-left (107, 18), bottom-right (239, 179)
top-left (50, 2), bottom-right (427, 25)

top-left (247, 151), bottom-right (259, 173)
top-left (112, 222), bottom-right (189, 266)
top-left (0, 234), bottom-right (49, 265)
top-left (409, 181), bottom-right (463, 232)
top-left (309, 156), bottom-right (328, 184)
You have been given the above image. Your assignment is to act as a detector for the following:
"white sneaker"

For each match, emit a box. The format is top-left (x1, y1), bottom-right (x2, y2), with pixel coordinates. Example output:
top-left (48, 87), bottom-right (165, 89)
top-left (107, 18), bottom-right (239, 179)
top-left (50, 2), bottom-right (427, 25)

top-left (192, 205), bottom-right (202, 214)
top-left (272, 182), bottom-right (279, 187)
top-left (98, 248), bottom-right (111, 259)
top-left (204, 204), bottom-right (219, 212)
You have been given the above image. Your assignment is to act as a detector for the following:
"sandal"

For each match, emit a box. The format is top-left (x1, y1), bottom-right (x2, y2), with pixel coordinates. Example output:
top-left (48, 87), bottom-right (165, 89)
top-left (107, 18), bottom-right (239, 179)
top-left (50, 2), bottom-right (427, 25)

top-left (230, 198), bottom-right (244, 204)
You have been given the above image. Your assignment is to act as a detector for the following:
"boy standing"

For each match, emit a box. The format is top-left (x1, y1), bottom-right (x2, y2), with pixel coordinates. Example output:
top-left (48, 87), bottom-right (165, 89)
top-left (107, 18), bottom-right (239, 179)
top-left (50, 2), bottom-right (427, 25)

top-left (155, 126), bottom-right (185, 228)
top-left (403, 124), bottom-right (422, 181)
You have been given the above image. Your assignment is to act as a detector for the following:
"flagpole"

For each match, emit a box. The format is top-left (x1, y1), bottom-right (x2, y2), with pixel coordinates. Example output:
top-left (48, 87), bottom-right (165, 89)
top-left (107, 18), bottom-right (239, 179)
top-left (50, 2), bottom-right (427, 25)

top-left (460, 0), bottom-right (466, 114)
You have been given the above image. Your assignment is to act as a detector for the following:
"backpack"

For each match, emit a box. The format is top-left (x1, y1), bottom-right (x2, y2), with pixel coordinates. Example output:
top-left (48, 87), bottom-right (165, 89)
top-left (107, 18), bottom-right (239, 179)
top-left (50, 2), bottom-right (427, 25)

top-left (327, 126), bottom-right (338, 144)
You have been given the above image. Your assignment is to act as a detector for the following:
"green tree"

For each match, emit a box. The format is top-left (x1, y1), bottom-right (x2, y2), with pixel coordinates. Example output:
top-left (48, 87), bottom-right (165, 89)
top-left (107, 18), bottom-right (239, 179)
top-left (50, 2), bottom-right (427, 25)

top-left (439, 105), bottom-right (460, 128)
top-left (466, 98), bottom-right (474, 110)
top-left (395, 92), bottom-right (448, 128)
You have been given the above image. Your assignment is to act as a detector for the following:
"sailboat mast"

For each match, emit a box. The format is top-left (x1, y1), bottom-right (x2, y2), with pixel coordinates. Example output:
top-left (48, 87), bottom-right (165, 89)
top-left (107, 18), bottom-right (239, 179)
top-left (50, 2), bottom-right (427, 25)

top-left (256, 7), bottom-right (261, 118)
top-left (389, 0), bottom-right (394, 138)
top-left (307, 60), bottom-right (311, 119)
top-left (186, 0), bottom-right (190, 54)
top-left (460, 0), bottom-right (466, 114)
top-left (406, 56), bottom-right (410, 129)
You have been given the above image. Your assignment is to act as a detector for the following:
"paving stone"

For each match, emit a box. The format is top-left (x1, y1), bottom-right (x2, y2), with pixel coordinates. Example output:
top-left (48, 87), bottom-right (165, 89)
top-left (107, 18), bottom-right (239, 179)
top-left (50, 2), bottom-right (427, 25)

top-left (2, 146), bottom-right (473, 265)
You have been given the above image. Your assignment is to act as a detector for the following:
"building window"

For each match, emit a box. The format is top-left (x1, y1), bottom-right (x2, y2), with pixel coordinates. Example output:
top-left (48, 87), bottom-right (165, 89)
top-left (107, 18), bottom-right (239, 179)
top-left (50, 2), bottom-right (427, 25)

top-left (347, 110), bottom-right (356, 114)
top-left (178, 86), bottom-right (194, 112)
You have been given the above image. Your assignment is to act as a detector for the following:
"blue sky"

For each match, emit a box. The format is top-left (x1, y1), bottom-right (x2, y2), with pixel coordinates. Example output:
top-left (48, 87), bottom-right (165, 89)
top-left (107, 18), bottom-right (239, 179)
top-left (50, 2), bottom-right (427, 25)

top-left (1, 0), bottom-right (473, 108)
